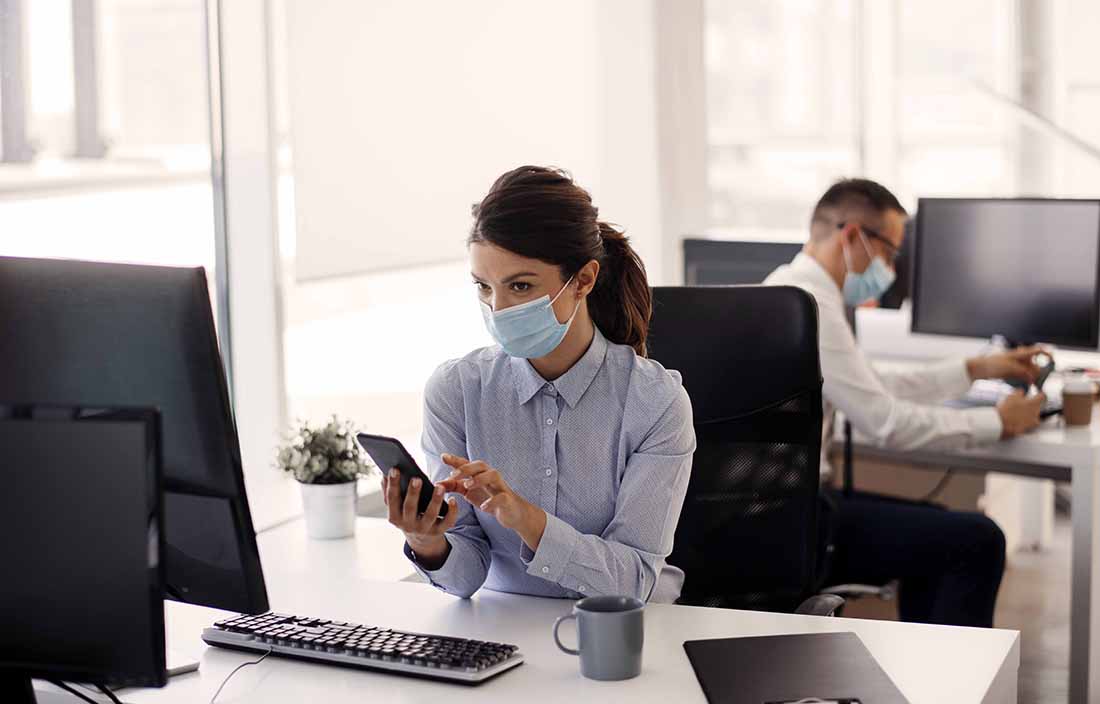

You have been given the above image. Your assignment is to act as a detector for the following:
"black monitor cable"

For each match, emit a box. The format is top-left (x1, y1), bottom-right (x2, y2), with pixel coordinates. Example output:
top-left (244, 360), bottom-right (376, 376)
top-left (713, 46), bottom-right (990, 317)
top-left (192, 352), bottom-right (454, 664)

top-left (46, 681), bottom-right (97, 704)
top-left (95, 683), bottom-right (123, 704)
top-left (919, 467), bottom-right (956, 504)
top-left (210, 646), bottom-right (273, 703)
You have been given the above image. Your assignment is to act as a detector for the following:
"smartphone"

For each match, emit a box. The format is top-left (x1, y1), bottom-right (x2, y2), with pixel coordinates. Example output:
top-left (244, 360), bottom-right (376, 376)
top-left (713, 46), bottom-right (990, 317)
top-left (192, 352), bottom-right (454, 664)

top-left (1035, 353), bottom-right (1055, 392)
top-left (356, 433), bottom-right (449, 519)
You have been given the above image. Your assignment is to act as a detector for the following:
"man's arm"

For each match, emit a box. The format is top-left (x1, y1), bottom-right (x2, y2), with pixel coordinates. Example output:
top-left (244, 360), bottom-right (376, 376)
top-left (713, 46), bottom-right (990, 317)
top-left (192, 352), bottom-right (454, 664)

top-left (820, 301), bottom-right (1005, 450)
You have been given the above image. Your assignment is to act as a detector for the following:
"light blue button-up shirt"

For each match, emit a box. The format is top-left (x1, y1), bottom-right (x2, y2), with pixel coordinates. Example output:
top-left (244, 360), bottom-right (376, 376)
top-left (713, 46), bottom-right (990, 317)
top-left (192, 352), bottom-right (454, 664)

top-left (405, 326), bottom-right (696, 603)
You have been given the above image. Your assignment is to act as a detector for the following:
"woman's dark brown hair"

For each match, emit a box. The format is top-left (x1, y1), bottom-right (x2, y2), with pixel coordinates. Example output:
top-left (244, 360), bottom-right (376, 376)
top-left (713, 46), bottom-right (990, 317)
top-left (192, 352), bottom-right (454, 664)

top-left (468, 165), bottom-right (652, 356)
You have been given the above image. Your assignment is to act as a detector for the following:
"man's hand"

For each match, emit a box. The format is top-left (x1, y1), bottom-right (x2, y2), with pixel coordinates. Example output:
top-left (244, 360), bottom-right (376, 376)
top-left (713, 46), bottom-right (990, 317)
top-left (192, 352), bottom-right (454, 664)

top-left (968, 346), bottom-right (1046, 385)
top-left (996, 391), bottom-right (1045, 438)
top-left (439, 453), bottom-right (548, 552)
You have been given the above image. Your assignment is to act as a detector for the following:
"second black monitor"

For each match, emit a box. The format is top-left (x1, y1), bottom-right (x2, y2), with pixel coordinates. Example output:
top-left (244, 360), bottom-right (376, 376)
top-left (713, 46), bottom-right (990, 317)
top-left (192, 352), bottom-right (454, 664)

top-left (911, 198), bottom-right (1100, 348)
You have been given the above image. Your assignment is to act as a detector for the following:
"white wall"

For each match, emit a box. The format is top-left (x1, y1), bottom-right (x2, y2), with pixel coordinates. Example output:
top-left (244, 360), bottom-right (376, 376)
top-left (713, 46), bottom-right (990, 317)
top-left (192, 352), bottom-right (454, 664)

top-left (284, 0), bottom-right (669, 281)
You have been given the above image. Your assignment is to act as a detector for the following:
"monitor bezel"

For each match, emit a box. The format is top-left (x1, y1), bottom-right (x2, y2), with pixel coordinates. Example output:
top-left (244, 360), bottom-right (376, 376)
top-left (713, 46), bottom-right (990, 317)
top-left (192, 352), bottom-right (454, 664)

top-left (911, 197), bottom-right (1100, 349)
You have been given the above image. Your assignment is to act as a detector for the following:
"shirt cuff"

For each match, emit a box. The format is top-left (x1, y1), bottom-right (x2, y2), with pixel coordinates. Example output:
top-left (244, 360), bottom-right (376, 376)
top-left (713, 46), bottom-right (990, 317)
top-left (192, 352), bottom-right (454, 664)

top-left (403, 535), bottom-right (471, 594)
top-left (520, 513), bottom-right (579, 583)
top-left (930, 358), bottom-right (976, 398)
top-left (969, 407), bottom-right (1004, 445)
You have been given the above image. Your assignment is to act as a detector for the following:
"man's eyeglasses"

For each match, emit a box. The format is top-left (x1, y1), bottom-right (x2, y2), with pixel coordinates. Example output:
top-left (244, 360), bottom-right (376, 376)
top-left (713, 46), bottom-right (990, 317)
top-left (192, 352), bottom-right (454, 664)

top-left (837, 221), bottom-right (900, 265)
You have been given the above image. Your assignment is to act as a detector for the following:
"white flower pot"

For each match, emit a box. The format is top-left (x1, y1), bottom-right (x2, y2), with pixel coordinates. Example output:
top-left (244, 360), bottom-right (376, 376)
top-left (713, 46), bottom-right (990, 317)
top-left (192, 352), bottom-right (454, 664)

top-left (300, 480), bottom-right (357, 539)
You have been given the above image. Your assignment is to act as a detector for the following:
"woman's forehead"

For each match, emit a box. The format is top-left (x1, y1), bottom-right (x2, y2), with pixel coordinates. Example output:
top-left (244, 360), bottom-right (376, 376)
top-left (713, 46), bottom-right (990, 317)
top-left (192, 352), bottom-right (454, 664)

top-left (469, 242), bottom-right (558, 280)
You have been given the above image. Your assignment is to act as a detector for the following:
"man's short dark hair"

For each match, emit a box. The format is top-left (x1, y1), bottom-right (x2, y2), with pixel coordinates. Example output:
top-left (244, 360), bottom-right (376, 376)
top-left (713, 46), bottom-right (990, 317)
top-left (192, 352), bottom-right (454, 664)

top-left (811, 178), bottom-right (907, 228)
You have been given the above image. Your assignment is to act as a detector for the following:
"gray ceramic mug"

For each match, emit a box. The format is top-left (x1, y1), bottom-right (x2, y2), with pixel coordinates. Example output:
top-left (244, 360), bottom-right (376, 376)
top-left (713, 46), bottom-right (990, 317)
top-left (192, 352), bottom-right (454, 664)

top-left (553, 595), bottom-right (644, 680)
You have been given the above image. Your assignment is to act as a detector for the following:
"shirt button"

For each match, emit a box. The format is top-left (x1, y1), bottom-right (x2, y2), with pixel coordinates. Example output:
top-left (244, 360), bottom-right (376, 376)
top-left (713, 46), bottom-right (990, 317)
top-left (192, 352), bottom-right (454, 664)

top-left (545, 469), bottom-right (552, 477)
top-left (546, 418), bottom-right (554, 426)
top-left (578, 585), bottom-right (587, 593)
top-left (541, 566), bottom-right (550, 574)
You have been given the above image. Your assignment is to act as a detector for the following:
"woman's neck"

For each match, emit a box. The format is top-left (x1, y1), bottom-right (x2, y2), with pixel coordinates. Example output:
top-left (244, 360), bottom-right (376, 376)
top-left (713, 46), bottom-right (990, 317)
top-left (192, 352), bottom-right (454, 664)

top-left (529, 310), bottom-right (595, 382)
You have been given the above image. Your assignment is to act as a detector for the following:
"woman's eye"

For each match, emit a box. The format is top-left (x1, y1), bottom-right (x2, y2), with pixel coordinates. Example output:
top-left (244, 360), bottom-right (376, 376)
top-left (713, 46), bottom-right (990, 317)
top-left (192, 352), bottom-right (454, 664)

top-left (510, 282), bottom-right (531, 293)
top-left (473, 281), bottom-right (490, 294)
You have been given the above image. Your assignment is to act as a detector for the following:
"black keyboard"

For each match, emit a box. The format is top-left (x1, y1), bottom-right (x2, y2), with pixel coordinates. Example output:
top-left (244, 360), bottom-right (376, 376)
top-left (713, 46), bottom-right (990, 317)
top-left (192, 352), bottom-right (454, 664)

top-left (202, 612), bottom-right (524, 684)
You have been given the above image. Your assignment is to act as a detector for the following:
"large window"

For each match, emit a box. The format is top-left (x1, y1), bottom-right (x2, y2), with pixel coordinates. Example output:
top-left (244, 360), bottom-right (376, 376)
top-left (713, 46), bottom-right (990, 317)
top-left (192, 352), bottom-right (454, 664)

top-left (895, 0), bottom-right (1018, 197)
top-left (0, 0), bottom-right (217, 301)
top-left (705, 0), bottom-right (859, 235)
top-left (704, 0), bottom-right (1100, 237)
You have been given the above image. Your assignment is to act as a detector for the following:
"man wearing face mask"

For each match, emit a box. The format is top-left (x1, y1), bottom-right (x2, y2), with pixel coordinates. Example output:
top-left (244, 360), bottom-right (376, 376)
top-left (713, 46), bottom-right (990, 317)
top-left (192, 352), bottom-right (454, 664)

top-left (764, 178), bottom-right (1045, 628)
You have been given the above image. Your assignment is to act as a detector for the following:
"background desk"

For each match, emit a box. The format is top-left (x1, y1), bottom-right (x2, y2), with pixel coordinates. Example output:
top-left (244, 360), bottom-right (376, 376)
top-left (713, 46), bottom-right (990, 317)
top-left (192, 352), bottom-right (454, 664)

top-left (116, 518), bottom-right (1019, 704)
top-left (847, 414), bottom-right (1100, 704)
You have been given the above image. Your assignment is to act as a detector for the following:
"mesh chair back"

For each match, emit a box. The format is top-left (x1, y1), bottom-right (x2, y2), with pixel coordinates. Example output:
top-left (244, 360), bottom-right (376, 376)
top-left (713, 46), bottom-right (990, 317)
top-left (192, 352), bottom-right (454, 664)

top-left (648, 286), bottom-right (823, 612)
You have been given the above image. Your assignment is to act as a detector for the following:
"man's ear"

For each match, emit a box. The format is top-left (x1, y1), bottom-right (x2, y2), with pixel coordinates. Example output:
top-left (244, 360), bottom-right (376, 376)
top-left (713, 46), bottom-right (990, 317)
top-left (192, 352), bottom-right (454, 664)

top-left (839, 222), bottom-right (861, 245)
top-left (576, 259), bottom-right (600, 297)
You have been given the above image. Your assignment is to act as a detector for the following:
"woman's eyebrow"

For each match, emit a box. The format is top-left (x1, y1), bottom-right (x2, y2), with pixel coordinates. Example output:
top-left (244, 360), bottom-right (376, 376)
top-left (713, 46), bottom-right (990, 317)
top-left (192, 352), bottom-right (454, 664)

top-left (501, 272), bottom-right (538, 284)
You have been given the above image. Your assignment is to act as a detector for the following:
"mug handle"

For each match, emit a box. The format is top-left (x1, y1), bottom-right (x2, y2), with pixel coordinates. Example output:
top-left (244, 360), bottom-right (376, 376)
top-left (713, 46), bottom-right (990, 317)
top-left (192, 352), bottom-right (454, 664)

top-left (553, 614), bottom-right (579, 655)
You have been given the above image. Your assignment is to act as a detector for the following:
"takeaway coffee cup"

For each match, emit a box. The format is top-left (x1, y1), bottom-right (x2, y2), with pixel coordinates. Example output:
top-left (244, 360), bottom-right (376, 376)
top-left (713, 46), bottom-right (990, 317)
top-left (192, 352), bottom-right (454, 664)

top-left (1063, 376), bottom-right (1095, 427)
top-left (553, 595), bottom-right (644, 681)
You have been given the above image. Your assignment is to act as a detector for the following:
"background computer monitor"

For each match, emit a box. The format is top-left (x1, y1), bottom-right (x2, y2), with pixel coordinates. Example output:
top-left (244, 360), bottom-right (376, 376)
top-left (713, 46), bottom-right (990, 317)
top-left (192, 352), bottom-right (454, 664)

top-left (0, 256), bottom-right (268, 614)
top-left (0, 405), bottom-right (166, 702)
top-left (683, 239), bottom-right (803, 285)
top-left (911, 198), bottom-right (1100, 348)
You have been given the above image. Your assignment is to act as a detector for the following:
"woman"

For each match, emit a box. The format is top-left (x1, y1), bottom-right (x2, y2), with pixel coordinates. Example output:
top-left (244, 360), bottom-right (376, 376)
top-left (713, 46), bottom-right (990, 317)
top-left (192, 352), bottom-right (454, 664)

top-left (381, 165), bottom-right (695, 603)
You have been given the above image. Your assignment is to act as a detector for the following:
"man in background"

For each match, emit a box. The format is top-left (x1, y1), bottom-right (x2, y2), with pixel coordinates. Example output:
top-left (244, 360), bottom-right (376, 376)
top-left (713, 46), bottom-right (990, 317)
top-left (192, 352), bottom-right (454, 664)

top-left (764, 178), bottom-right (1045, 627)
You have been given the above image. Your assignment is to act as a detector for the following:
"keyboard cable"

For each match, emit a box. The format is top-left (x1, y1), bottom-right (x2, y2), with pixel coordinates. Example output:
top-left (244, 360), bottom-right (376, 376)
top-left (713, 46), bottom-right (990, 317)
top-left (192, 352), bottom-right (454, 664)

top-left (210, 646), bottom-right (273, 703)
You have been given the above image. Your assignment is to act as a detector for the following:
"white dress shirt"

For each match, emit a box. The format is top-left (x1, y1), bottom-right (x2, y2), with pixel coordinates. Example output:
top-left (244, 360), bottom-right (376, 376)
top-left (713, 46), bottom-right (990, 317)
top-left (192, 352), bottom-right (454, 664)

top-left (764, 253), bottom-right (1002, 475)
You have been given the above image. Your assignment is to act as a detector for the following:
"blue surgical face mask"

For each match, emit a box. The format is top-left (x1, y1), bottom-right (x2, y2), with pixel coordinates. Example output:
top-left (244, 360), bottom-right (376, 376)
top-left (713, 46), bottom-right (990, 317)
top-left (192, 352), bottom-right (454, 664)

top-left (480, 276), bottom-right (580, 359)
top-left (842, 231), bottom-right (896, 306)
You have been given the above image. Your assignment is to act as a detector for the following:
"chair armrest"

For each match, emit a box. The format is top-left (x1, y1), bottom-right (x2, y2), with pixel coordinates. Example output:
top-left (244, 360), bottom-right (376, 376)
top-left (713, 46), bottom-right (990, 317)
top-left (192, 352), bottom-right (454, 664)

top-left (794, 594), bottom-right (846, 617)
top-left (821, 582), bottom-right (897, 601)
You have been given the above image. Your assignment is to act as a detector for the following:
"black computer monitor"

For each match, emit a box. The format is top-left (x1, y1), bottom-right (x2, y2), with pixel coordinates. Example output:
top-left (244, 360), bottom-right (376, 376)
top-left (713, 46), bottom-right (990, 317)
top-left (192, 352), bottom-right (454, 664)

top-left (0, 405), bottom-right (166, 703)
top-left (911, 198), bottom-right (1100, 348)
top-left (0, 256), bottom-right (269, 613)
top-left (683, 239), bottom-right (803, 285)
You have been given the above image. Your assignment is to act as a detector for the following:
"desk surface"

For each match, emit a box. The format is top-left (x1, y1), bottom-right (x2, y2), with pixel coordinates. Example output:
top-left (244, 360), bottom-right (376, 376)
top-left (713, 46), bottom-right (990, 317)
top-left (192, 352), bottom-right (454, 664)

top-left (256, 513), bottom-right (415, 583)
top-left (122, 519), bottom-right (1019, 704)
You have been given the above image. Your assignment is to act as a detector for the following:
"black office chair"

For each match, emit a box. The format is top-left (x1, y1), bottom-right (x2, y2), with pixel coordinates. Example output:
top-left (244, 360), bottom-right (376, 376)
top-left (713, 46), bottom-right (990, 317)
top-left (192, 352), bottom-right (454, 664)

top-left (648, 285), bottom-right (841, 616)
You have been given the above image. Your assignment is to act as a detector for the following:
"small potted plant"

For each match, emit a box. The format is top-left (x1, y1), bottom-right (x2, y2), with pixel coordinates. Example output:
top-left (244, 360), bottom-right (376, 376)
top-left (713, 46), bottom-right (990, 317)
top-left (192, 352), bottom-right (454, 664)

top-left (276, 416), bottom-right (375, 539)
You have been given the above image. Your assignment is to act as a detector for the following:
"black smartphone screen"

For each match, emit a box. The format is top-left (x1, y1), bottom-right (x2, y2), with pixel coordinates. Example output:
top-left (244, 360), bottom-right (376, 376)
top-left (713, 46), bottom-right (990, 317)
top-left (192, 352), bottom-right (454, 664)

top-left (356, 433), bottom-right (449, 519)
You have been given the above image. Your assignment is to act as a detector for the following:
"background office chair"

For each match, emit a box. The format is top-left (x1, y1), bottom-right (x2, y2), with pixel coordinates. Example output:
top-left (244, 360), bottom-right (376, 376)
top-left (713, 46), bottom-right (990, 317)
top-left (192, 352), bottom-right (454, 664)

top-left (649, 285), bottom-right (839, 615)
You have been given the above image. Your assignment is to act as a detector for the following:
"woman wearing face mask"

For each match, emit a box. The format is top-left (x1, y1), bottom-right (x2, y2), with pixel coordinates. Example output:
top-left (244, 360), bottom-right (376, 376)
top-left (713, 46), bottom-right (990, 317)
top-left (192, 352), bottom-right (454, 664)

top-left (381, 165), bottom-right (695, 602)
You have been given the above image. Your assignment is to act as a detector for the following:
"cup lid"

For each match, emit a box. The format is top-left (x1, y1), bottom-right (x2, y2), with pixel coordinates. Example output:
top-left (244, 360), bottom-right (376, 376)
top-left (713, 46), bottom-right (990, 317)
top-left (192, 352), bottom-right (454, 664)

top-left (1063, 376), bottom-right (1095, 394)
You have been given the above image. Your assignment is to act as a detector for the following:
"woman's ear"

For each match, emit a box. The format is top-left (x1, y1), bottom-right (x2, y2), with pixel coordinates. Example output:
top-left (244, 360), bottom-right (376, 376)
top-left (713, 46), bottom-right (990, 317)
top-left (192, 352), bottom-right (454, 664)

top-left (576, 260), bottom-right (600, 297)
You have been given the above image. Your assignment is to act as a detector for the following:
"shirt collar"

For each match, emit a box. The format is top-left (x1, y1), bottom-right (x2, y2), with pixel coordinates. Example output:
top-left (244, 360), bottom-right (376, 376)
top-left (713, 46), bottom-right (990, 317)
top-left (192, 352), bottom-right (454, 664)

top-left (789, 252), bottom-right (842, 304)
top-left (509, 326), bottom-right (609, 408)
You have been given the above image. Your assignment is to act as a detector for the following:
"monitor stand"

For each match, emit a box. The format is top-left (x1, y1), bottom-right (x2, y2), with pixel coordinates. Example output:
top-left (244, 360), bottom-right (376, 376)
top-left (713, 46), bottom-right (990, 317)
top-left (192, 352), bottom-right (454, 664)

top-left (166, 648), bottom-right (200, 677)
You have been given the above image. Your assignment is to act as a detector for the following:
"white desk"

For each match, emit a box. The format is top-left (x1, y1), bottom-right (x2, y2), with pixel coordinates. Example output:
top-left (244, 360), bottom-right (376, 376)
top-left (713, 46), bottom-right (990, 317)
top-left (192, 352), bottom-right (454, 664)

top-left (256, 514), bottom-right (415, 583)
top-left (848, 413), bottom-right (1100, 703)
top-left (112, 518), bottom-right (1019, 704)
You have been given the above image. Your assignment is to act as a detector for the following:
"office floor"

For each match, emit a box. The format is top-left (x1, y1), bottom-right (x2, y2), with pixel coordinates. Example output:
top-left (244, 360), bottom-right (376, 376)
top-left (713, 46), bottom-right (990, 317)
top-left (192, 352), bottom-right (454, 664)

top-left (843, 515), bottom-right (1071, 703)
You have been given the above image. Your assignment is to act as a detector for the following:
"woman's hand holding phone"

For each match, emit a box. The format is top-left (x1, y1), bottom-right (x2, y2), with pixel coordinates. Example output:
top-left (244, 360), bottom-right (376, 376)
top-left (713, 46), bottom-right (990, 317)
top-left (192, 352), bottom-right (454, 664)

top-left (439, 453), bottom-right (548, 553)
top-left (382, 468), bottom-right (458, 569)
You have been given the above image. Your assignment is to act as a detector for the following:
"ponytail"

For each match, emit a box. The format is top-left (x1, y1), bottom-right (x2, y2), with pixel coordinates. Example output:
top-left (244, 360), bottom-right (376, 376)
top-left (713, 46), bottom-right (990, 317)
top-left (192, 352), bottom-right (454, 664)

top-left (589, 222), bottom-right (652, 356)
